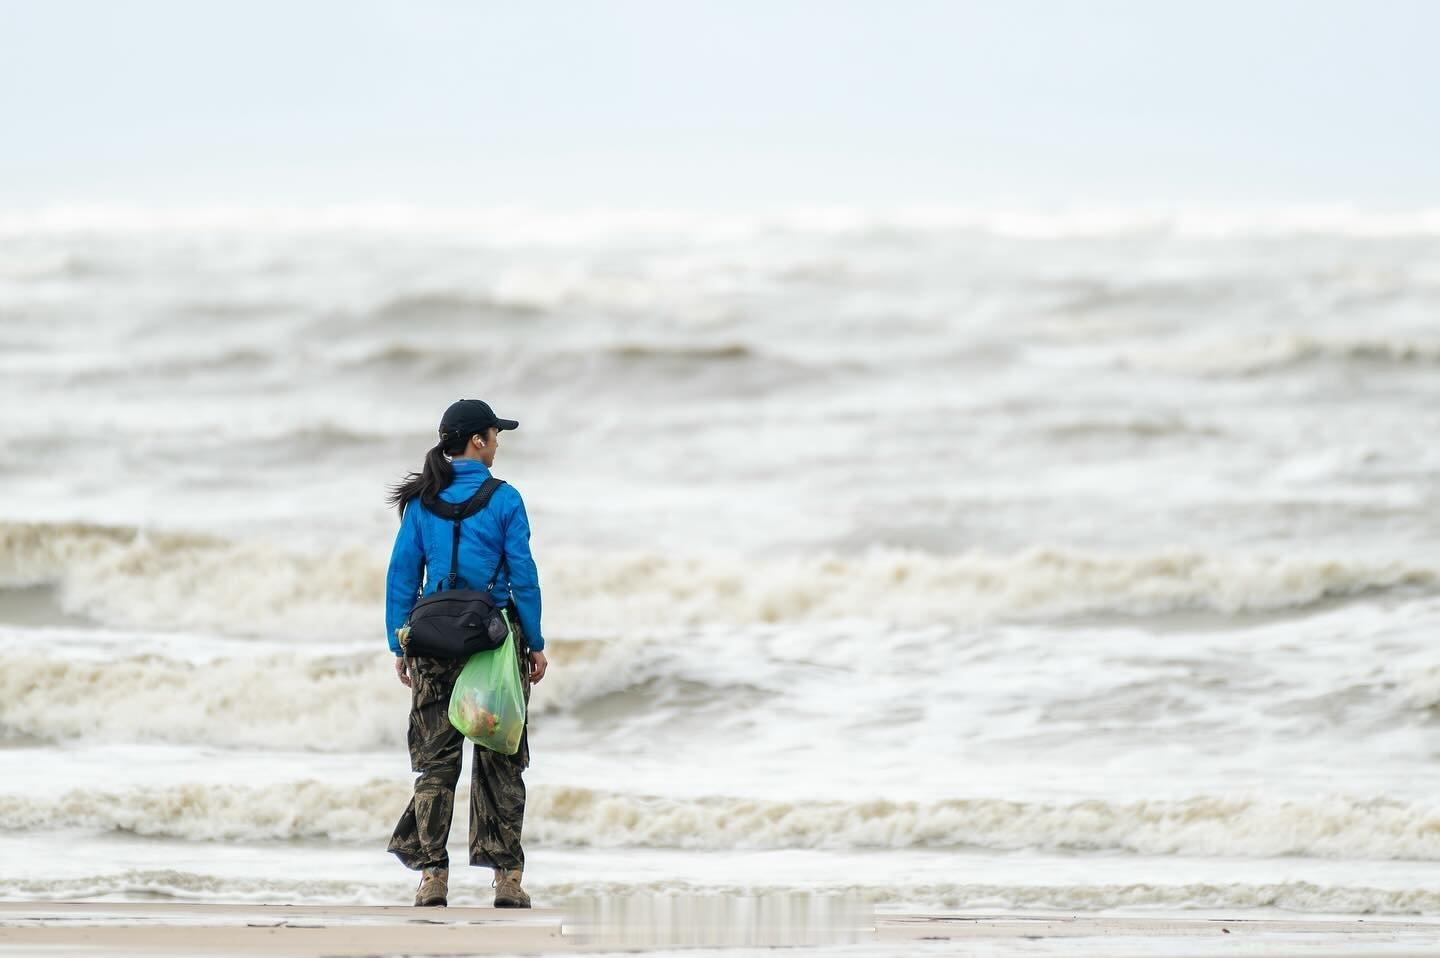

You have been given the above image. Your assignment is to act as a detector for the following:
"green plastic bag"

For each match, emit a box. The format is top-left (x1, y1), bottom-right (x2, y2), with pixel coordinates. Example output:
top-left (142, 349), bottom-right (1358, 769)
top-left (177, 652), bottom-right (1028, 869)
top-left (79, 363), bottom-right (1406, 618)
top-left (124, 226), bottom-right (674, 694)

top-left (447, 610), bottom-right (527, 754)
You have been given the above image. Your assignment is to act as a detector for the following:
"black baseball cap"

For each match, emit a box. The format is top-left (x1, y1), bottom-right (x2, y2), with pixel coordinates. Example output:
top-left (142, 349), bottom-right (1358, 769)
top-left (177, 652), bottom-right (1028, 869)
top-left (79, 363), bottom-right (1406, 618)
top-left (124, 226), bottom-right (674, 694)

top-left (439, 399), bottom-right (518, 439)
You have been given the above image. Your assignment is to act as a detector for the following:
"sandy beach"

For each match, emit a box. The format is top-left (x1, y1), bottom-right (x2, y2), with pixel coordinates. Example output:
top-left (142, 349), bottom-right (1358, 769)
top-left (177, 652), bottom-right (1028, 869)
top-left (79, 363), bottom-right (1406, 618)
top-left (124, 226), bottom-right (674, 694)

top-left (2, 902), bottom-right (1439, 957)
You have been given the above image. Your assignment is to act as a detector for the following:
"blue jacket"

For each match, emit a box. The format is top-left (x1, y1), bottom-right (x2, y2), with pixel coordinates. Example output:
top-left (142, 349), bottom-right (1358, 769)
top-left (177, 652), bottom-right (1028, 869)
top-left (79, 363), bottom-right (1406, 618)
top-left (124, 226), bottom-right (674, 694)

top-left (385, 459), bottom-right (544, 654)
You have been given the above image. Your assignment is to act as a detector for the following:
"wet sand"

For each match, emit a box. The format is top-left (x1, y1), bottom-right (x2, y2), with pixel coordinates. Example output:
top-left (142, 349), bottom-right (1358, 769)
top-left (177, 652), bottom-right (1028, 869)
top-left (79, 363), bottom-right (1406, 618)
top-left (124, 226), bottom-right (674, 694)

top-left (2, 902), bottom-right (1439, 956)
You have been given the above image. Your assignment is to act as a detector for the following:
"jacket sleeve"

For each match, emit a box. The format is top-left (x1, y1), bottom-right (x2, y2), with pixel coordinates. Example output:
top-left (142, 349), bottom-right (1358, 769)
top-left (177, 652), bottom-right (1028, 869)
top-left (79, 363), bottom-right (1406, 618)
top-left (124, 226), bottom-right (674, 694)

top-left (385, 499), bottom-right (426, 655)
top-left (502, 489), bottom-right (545, 652)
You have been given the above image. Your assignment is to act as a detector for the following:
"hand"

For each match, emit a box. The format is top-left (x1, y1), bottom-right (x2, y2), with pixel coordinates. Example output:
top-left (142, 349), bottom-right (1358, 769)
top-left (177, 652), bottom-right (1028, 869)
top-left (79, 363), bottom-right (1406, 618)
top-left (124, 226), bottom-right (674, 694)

top-left (528, 650), bottom-right (548, 685)
top-left (395, 656), bottom-right (411, 688)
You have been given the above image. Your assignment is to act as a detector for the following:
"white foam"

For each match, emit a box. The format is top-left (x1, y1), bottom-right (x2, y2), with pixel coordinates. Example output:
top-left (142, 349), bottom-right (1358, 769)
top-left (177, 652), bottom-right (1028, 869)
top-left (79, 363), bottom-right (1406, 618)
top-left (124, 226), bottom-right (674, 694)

top-left (3, 869), bottom-right (1436, 915)
top-left (3, 520), bottom-right (1434, 641)
top-left (5, 780), bottom-right (1440, 861)
top-left (0, 649), bottom-right (407, 750)
top-left (1123, 334), bottom-right (1440, 376)
top-left (1403, 663), bottom-right (1440, 711)
top-left (0, 633), bottom-right (757, 749)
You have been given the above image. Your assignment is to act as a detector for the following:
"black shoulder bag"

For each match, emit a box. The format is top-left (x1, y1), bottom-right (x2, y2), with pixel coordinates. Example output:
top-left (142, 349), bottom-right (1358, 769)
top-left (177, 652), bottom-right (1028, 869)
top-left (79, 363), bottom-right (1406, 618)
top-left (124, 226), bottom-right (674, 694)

top-left (399, 476), bottom-right (511, 660)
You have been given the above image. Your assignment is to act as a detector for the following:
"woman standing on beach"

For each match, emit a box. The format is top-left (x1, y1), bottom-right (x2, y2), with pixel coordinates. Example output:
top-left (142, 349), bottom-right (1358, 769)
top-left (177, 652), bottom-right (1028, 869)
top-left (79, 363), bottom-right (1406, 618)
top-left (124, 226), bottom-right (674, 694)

top-left (383, 399), bottom-right (548, 909)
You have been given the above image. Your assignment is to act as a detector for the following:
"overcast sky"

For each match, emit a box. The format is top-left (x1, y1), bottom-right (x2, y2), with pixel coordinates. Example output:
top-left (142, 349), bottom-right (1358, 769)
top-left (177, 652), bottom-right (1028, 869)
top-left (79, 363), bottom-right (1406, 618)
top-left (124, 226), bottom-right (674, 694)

top-left (3, 0), bottom-right (1437, 211)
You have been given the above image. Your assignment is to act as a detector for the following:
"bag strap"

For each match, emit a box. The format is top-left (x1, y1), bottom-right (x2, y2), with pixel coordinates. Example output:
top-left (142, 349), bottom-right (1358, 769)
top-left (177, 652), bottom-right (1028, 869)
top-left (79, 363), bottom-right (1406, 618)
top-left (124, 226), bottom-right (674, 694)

top-left (421, 476), bottom-right (506, 522)
top-left (486, 552), bottom-right (509, 594)
top-left (422, 477), bottom-right (506, 591)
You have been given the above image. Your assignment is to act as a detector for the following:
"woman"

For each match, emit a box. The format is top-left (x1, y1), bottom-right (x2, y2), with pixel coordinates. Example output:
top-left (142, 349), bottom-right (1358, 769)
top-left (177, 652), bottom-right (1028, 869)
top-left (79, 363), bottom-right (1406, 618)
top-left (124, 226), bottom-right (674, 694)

top-left (383, 399), bottom-right (548, 909)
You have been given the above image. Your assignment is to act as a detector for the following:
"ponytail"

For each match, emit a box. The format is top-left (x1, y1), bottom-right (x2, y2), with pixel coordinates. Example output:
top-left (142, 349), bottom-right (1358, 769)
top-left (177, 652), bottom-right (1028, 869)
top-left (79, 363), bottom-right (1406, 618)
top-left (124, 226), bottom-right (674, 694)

top-left (387, 433), bottom-right (465, 518)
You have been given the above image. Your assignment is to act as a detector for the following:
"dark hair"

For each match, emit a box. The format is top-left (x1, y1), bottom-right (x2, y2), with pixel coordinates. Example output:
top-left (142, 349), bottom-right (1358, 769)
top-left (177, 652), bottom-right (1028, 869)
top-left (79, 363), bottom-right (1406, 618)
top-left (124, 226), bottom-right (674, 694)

top-left (387, 428), bottom-right (492, 517)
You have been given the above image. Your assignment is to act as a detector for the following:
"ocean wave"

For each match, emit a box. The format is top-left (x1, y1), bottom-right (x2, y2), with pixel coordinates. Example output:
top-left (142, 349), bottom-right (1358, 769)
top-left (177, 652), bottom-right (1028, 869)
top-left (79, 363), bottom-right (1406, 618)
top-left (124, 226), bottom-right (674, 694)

top-left (370, 290), bottom-right (547, 322)
top-left (1126, 334), bottom-right (1440, 377)
top-left (891, 879), bottom-right (1440, 914)
top-left (0, 521), bottom-right (379, 640)
top-left (0, 251), bottom-right (109, 281)
top-left (338, 339), bottom-right (802, 392)
top-left (0, 871), bottom-right (1434, 914)
top-left (610, 343), bottom-right (755, 362)
top-left (1403, 663), bottom-right (1440, 710)
top-left (5, 780), bottom-right (1440, 861)
top-left (1041, 416), bottom-right (1225, 441)
top-left (3, 520), bottom-right (1436, 640)
top-left (65, 346), bottom-right (275, 385)
top-left (0, 643), bottom-right (730, 748)
top-left (535, 342), bottom-right (816, 395)
top-left (6, 204), bottom-right (1440, 239)
top-left (1051, 278), bottom-right (1235, 316)
top-left (0, 870), bottom-right (403, 906)
top-left (338, 341), bottom-right (478, 378)
top-left (465, 545), bottom-right (1435, 627)
top-left (0, 652), bottom-right (406, 750)
top-left (343, 339), bottom-right (764, 371)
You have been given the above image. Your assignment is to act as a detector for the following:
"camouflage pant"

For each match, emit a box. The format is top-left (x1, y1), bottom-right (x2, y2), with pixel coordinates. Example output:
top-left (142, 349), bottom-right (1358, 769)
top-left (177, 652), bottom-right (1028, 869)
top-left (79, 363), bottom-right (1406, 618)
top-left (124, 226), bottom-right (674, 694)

top-left (388, 620), bottom-right (532, 872)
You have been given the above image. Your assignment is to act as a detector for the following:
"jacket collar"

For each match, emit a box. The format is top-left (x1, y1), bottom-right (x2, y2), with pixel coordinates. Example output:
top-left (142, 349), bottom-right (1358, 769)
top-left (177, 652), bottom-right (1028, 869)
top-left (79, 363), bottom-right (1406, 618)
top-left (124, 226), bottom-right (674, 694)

top-left (451, 458), bottom-right (491, 478)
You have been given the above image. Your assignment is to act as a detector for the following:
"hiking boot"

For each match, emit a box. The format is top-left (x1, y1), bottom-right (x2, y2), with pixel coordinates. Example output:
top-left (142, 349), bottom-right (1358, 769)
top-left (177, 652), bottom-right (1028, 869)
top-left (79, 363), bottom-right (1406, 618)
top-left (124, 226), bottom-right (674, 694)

top-left (414, 866), bottom-right (448, 907)
top-left (492, 867), bottom-right (531, 908)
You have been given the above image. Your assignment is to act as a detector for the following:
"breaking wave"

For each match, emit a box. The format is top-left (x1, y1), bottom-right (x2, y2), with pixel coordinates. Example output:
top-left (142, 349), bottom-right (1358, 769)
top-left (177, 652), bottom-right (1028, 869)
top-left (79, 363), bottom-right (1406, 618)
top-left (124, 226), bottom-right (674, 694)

top-left (341, 339), bottom-right (766, 370)
top-left (609, 343), bottom-right (755, 362)
top-left (0, 651), bottom-right (406, 750)
top-left (3, 520), bottom-right (1437, 640)
top-left (0, 521), bottom-right (379, 640)
top-left (0, 640), bottom-right (731, 748)
top-left (370, 290), bottom-right (547, 322)
top-left (1041, 416), bottom-right (1226, 441)
top-left (4, 780), bottom-right (1440, 861)
top-left (1, 871), bottom-right (1435, 914)
top-left (64, 347), bottom-right (275, 386)
top-left (1403, 664), bottom-right (1440, 711)
top-left (337, 339), bottom-right (809, 396)
top-left (1127, 334), bottom-right (1440, 377)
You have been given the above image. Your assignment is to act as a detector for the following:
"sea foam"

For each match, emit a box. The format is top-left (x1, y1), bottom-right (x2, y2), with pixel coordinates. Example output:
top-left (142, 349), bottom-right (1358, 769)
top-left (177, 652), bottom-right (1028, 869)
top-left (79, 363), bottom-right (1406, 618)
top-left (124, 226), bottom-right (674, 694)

top-left (3, 520), bottom-right (1435, 640)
